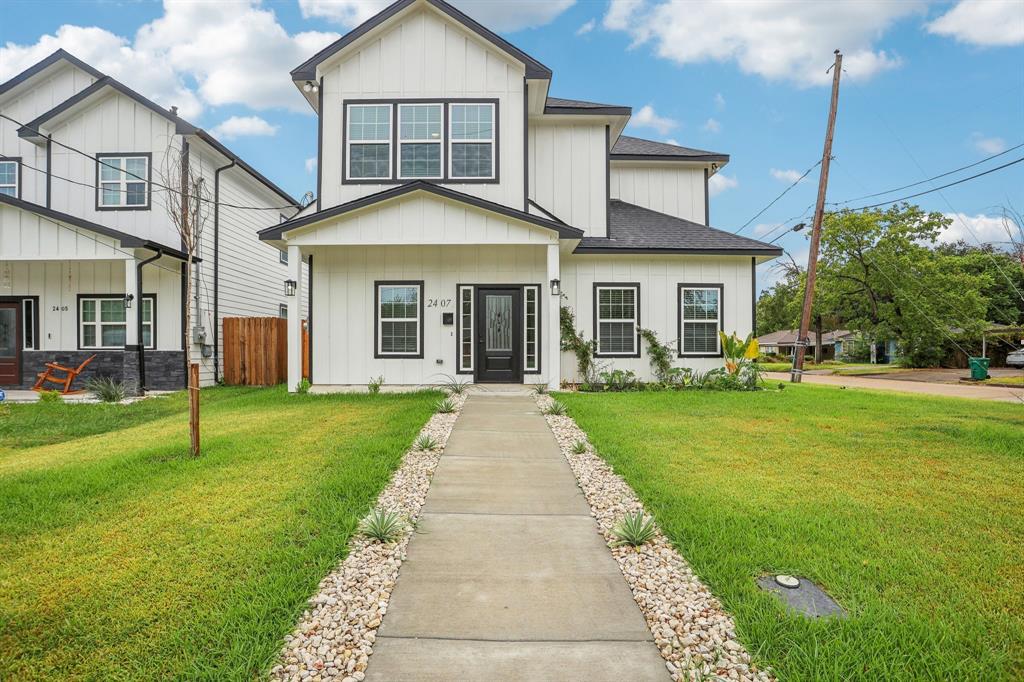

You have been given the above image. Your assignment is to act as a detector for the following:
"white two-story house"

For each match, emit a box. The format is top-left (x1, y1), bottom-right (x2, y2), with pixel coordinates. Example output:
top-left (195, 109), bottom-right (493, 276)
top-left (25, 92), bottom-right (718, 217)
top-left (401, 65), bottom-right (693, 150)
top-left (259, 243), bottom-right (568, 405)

top-left (0, 50), bottom-right (305, 392)
top-left (260, 0), bottom-right (782, 391)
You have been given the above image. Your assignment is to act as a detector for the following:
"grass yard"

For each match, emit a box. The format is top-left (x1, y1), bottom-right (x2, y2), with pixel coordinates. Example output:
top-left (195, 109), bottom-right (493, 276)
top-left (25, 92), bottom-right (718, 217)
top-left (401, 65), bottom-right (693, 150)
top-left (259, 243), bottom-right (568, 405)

top-left (559, 386), bottom-right (1024, 681)
top-left (984, 375), bottom-right (1024, 386)
top-left (0, 386), bottom-right (439, 680)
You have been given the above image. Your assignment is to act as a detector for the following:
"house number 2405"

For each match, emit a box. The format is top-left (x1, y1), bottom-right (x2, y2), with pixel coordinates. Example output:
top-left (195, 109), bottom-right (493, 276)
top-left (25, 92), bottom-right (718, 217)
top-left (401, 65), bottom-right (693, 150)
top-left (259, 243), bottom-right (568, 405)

top-left (426, 298), bottom-right (451, 308)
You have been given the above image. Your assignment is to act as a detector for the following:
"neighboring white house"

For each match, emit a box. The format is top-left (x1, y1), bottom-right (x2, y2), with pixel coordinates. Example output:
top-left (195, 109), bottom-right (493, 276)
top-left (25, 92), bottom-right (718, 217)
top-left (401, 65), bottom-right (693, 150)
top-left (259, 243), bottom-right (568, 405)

top-left (0, 50), bottom-right (305, 392)
top-left (259, 0), bottom-right (782, 390)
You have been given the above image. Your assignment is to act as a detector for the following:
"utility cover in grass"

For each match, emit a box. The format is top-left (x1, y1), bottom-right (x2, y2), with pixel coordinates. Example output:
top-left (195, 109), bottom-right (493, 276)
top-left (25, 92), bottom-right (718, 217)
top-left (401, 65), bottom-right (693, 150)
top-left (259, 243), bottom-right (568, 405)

top-left (756, 575), bottom-right (845, 618)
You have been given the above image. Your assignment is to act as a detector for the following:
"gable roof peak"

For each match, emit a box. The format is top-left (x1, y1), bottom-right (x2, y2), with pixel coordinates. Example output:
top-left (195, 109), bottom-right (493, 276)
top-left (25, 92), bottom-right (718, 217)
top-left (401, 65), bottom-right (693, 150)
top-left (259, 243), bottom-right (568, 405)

top-left (0, 48), bottom-right (106, 100)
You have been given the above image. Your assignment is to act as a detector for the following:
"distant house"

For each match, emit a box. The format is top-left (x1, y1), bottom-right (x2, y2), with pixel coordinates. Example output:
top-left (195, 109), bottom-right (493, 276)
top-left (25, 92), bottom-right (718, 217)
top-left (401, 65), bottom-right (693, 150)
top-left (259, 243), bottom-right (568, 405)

top-left (758, 329), bottom-right (898, 363)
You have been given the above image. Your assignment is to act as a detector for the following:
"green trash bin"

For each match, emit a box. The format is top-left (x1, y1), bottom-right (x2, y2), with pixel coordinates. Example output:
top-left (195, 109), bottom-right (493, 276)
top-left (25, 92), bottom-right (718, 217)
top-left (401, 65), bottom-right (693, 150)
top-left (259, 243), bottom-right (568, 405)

top-left (968, 357), bottom-right (990, 381)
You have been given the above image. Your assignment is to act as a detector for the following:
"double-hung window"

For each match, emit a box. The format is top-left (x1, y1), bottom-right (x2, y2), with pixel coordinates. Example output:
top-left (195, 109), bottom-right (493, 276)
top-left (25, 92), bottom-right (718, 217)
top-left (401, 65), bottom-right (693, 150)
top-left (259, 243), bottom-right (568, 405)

top-left (80, 295), bottom-right (156, 350)
top-left (679, 285), bottom-right (722, 356)
top-left (449, 103), bottom-right (494, 179)
top-left (398, 104), bottom-right (442, 179)
top-left (376, 282), bottom-right (422, 357)
top-left (97, 154), bottom-right (149, 208)
top-left (0, 158), bottom-right (19, 197)
top-left (594, 284), bottom-right (639, 357)
top-left (347, 104), bottom-right (391, 179)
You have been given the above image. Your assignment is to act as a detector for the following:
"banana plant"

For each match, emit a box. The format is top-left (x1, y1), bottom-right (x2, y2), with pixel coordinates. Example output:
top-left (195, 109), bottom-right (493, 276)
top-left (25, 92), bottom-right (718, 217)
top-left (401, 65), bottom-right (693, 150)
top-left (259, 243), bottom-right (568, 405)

top-left (719, 331), bottom-right (757, 374)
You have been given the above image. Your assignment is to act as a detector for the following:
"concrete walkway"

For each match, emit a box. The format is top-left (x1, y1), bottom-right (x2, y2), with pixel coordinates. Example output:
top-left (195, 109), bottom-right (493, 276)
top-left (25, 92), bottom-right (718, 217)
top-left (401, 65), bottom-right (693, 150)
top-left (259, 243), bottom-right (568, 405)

top-left (367, 391), bottom-right (667, 681)
top-left (764, 371), bottom-right (1023, 403)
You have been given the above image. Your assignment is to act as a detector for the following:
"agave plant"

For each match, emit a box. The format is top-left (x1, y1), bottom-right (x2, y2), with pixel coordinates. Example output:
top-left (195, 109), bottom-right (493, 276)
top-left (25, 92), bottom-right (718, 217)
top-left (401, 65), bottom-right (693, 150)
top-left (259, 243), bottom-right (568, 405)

top-left (570, 440), bottom-right (588, 454)
top-left (413, 433), bottom-right (440, 451)
top-left (610, 512), bottom-right (658, 548)
top-left (541, 400), bottom-right (567, 416)
top-left (359, 509), bottom-right (407, 543)
top-left (719, 331), bottom-right (758, 375)
top-left (435, 397), bottom-right (458, 414)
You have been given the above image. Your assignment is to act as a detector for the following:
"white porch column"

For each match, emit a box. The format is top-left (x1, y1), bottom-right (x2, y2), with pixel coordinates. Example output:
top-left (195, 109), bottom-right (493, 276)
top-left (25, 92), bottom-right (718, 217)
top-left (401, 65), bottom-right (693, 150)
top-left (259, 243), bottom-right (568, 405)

top-left (546, 243), bottom-right (561, 390)
top-left (124, 259), bottom-right (139, 348)
top-left (287, 245), bottom-right (303, 392)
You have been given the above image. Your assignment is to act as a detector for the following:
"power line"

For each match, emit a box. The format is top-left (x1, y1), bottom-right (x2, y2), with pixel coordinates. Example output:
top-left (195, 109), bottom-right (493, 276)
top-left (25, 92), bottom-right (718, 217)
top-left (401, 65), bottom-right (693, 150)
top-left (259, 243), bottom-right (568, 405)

top-left (0, 112), bottom-right (300, 212)
top-left (734, 160), bottom-right (820, 234)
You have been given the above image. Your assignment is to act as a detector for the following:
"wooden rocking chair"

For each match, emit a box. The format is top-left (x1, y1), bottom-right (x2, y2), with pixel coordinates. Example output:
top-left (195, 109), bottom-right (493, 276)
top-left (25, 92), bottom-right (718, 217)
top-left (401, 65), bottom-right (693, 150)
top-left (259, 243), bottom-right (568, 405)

top-left (32, 354), bottom-right (97, 394)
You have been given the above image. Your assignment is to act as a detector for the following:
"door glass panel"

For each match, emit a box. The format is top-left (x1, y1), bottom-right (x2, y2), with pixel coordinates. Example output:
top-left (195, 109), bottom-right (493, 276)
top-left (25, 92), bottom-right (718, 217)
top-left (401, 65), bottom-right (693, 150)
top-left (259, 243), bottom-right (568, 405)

top-left (0, 309), bottom-right (16, 357)
top-left (485, 295), bottom-right (512, 352)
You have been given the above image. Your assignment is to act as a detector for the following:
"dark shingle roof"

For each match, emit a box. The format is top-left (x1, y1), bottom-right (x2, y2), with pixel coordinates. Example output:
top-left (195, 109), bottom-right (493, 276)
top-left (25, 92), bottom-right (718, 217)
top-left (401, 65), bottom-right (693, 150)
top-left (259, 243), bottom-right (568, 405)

top-left (574, 200), bottom-right (782, 256)
top-left (611, 135), bottom-right (728, 162)
top-left (545, 97), bottom-right (631, 115)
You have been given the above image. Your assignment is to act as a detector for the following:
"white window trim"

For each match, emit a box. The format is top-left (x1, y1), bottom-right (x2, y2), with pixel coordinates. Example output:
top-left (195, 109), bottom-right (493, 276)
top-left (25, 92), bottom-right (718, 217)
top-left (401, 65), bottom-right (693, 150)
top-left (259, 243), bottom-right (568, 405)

top-left (0, 159), bottom-right (19, 197)
top-left (79, 295), bottom-right (155, 350)
top-left (22, 298), bottom-right (35, 350)
top-left (458, 285), bottom-right (474, 372)
top-left (377, 283), bottom-right (422, 357)
top-left (397, 103), bottom-right (443, 180)
top-left (97, 155), bottom-right (149, 208)
top-left (345, 103), bottom-right (392, 181)
top-left (448, 102), bottom-right (495, 180)
top-left (595, 285), bottom-right (639, 357)
top-left (279, 304), bottom-right (288, 319)
top-left (523, 285), bottom-right (539, 372)
top-left (679, 286), bottom-right (722, 356)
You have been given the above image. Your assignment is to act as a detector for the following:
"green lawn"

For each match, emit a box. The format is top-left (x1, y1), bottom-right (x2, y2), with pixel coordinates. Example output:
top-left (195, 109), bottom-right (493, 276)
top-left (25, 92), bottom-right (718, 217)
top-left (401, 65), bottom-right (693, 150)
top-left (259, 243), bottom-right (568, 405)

top-left (0, 386), bottom-right (439, 680)
top-left (984, 375), bottom-right (1024, 386)
top-left (559, 386), bottom-right (1024, 681)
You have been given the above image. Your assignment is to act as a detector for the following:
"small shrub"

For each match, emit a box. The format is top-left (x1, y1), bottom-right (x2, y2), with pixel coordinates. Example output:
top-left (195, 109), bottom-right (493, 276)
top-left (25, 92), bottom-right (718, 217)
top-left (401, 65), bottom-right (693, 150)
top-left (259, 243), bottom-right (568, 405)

top-left (38, 390), bottom-right (63, 404)
top-left (570, 440), bottom-right (587, 454)
top-left (295, 377), bottom-right (311, 394)
top-left (532, 384), bottom-right (549, 395)
top-left (435, 397), bottom-right (457, 414)
top-left (611, 512), bottom-right (658, 548)
top-left (85, 377), bottom-right (127, 403)
top-left (359, 509), bottom-right (407, 543)
top-left (598, 369), bottom-right (640, 392)
top-left (541, 400), bottom-right (567, 416)
top-left (414, 433), bottom-right (440, 451)
top-left (368, 376), bottom-right (384, 394)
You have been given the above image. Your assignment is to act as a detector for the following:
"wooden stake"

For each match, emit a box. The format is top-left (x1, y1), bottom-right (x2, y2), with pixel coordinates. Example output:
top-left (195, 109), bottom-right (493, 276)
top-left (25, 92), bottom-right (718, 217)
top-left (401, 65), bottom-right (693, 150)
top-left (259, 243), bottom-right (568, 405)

top-left (189, 362), bottom-right (200, 457)
top-left (792, 50), bottom-right (843, 383)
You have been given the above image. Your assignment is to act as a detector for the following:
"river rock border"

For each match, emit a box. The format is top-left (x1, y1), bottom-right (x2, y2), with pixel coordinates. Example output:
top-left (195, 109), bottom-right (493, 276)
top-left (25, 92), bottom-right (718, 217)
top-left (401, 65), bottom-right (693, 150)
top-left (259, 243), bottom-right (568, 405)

top-left (536, 394), bottom-right (772, 682)
top-left (270, 393), bottom-right (465, 682)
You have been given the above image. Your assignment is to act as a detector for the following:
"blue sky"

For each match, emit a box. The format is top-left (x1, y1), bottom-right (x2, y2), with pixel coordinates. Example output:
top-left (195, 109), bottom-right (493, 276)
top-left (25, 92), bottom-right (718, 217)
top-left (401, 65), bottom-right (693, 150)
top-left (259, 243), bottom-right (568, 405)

top-left (2, 0), bottom-right (1022, 290)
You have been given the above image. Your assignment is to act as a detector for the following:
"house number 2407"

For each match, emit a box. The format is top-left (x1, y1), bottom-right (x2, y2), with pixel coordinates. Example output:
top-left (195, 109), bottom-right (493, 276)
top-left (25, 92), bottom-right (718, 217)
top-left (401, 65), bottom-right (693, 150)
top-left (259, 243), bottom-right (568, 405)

top-left (426, 299), bottom-right (451, 308)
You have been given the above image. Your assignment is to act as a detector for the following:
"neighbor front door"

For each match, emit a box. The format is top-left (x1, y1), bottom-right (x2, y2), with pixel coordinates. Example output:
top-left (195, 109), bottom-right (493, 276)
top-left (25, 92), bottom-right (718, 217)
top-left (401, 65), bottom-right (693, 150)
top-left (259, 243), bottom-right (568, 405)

top-left (0, 302), bottom-right (20, 386)
top-left (476, 288), bottom-right (522, 383)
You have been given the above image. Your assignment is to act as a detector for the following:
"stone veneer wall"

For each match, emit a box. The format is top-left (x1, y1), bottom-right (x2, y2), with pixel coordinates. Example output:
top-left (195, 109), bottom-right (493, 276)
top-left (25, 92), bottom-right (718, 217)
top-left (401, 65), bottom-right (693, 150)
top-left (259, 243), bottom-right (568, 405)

top-left (11, 350), bottom-right (186, 392)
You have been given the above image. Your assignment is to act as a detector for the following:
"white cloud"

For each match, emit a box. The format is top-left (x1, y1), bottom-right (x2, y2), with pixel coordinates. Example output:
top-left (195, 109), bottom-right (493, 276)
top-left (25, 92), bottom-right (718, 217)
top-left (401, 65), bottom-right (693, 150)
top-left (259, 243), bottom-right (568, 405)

top-left (305, 157), bottom-right (318, 174)
top-left (939, 212), bottom-right (1019, 244)
top-left (664, 138), bottom-right (680, 146)
top-left (630, 104), bottom-right (678, 135)
top-left (576, 19), bottom-right (597, 36)
top-left (702, 117), bottom-right (721, 133)
top-left (770, 168), bottom-right (806, 183)
top-left (970, 132), bottom-right (1008, 154)
top-left (753, 223), bottom-right (782, 236)
top-left (927, 0), bottom-right (1024, 47)
top-left (708, 172), bottom-right (738, 197)
top-left (210, 115), bottom-right (278, 140)
top-left (713, 92), bottom-right (726, 109)
top-left (0, 1), bottom-right (339, 120)
top-left (299, 0), bottom-right (575, 31)
top-left (603, 0), bottom-right (923, 87)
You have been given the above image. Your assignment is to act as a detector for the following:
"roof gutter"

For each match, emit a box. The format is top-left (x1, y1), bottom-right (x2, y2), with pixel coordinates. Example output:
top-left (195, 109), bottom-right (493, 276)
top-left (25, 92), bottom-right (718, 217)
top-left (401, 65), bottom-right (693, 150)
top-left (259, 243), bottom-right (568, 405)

top-left (136, 248), bottom-right (163, 392)
top-left (212, 160), bottom-right (237, 384)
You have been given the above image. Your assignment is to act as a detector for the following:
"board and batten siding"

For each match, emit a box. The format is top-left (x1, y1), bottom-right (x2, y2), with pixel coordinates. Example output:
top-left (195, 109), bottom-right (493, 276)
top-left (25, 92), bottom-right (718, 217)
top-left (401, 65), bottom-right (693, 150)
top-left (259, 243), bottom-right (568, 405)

top-left (318, 5), bottom-right (525, 210)
top-left (528, 122), bottom-right (607, 237)
top-left (0, 63), bottom-right (100, 206)
top-left (610, 164), bottom-right (706, 224)
top-left (308, 243), bottom-right (548, 386)
top-left (558, 254), bottom-right (755, 380)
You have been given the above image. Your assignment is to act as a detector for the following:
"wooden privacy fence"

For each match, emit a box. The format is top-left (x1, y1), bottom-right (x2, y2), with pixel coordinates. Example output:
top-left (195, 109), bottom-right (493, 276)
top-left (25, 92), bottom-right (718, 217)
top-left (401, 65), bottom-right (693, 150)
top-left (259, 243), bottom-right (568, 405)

top-left (222, 317), bottom-right (309, 386)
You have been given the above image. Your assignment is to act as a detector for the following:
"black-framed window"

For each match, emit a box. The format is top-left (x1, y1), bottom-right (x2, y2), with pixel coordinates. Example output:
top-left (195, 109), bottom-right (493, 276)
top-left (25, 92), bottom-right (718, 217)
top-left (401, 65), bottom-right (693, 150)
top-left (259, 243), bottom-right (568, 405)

top-left (96, 153), bottom-right (151, 210)
top-left (593, 283), bottom-right (640, 357)
top-left (0, 158), bottom-right (20, 197)
top-left (344, 99), bottom-right (498, 184)
top-left (375, 281), bottom-right (423, 358)
top-left (79, 294), bottom-right (155, 349)
top-left (279, 304), bottom-right (288, 319)
top-left (678, 284), bottom-right (723, 357)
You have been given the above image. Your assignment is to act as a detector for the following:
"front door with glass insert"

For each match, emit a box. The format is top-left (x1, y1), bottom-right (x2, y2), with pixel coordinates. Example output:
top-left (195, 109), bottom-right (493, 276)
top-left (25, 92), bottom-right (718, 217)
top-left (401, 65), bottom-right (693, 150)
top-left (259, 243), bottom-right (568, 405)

top-left (475, 288), bottom-right (522, 383)
top-left (0, 302), bottom-right (20, 385)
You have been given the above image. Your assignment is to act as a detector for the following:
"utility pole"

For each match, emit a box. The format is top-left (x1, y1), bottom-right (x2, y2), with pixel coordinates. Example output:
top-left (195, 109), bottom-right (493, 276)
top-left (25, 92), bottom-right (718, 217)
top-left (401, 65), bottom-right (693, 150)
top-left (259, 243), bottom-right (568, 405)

top-left (792, 49), bottom-right (842, 383)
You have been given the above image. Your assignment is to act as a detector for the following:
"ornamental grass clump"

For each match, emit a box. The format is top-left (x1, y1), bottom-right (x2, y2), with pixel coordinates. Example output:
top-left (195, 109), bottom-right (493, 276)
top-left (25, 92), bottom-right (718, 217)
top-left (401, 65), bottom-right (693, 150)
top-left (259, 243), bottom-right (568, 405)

top-left (610, 512), bottom-right (658, 548)
top-left (541, 400), bottom-right (567, 416)
top-left (85, 377), bottom-right (128, 403)
top-left (358, 509), bottom-right (407, 543)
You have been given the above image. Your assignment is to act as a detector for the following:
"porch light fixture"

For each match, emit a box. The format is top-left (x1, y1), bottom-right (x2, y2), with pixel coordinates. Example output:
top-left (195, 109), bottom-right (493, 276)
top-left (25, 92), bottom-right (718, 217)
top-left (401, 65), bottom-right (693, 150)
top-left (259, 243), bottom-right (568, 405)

top-left (549, 278), bottom-right (561, 296)
top-left (284, 279), bottom-right (297, 297)
top-left (303, 81), bottom-right (319, 94)
top-left (123, 293), bottom-right (134, 309)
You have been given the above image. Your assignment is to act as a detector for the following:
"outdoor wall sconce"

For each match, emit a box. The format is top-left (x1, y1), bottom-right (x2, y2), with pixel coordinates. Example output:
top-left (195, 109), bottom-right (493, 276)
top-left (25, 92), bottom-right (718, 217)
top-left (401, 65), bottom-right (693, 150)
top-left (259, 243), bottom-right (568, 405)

top-left (284, 279), bottom-right (297, 297)
top-left (302, 81), bottom-right (319, 93)
top-left (549, 278), bottom-right (561, 296)
top-left (123, 293), bottom-right (134, 309)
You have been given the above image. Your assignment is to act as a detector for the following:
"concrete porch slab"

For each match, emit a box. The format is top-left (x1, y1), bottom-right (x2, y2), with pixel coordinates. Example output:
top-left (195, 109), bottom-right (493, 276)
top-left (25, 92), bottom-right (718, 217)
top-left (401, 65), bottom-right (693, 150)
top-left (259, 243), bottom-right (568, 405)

top-left (424, 457), bottom-right (590, 515)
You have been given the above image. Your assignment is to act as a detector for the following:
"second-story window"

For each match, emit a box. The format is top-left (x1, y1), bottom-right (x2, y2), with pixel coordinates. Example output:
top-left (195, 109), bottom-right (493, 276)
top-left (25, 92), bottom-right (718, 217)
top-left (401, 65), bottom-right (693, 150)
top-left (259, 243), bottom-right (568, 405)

top-left (0, 159), bottom-right (20, 197)
top-left (347, 104), bottom-right (391, 179)
top-left (398, 104), bottom-right (442, 179)
top-left (97, 154), bottom-right (150, 209)
top-left (450, 103), bottom-right (494, 179)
